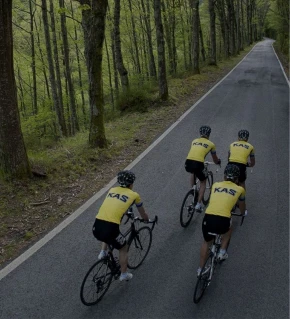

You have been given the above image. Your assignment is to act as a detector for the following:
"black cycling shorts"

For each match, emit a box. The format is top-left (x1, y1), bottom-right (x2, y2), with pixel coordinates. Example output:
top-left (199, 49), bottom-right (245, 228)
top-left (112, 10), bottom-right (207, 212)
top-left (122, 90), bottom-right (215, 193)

top-left (92, 219), bottom-right (127, 250)
top-left (202, 214), bottom-right (231, 242)
top-left (185, 159), bottom-right (207, 181)
top-left (228, 161), bottom-right (247, 183)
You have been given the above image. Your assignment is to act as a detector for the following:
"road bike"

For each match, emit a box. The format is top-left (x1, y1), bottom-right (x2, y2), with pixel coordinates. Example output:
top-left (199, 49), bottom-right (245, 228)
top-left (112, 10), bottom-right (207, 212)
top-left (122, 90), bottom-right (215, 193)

top-left (180, 161), bottom-right (218, 228)
top-left (193, 213), bottom-right (245, 304)
top-left (80, 211), bottom-right (158, 306)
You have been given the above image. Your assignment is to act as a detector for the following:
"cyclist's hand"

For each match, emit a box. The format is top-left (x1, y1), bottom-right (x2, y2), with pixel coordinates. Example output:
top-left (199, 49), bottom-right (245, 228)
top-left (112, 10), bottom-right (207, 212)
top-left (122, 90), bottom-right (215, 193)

top-left (246, 162), bottom-right (250, 167)
top-left (217, 159), bottom-right (221, 166)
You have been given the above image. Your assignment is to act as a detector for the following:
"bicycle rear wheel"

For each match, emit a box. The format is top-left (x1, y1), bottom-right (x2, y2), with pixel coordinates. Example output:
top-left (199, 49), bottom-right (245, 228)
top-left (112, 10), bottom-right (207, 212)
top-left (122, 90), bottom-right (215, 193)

top-left (127, 226), bottom-right (152, 269)
top-left (80, 259), bottom-right (113, 306)
top-left (193, 254), bottom-right (212, 304)
top-left (180, 189), bottom-right (198, 227)
top-left (202, 172), bottom-right (213, 206)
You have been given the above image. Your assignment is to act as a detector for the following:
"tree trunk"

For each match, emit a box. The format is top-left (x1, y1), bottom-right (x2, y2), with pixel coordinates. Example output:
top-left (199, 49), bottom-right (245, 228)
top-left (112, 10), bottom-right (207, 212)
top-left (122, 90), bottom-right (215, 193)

top-left (199, 14), bottom-right (206, 62)
top-left (208, 0), bottom-right (217, 65)
top-left (42, 0), bottom-right (67, 137)
top-left (34, 16), bottom-right (50, 99)
top-left (59, 0), bottom-right (79, 134)
top-left (113, 0), bottom-right (129, 89)
top-left (140, 0), bottom-right (157, 79)
top-left (70, 0), bottom-right (86, 123)
top-left (191, 0), bottom-right (200, 73)
top-left (80, 0), bottom-right (108, 148)
top-left (105, 35), bottom-right (115, 109)
top-left (128, 0), bottom-right (141, 74)
top-left (154, 0), bottom-right (168, 100)
top-left (29, 0), bottom-right (37, 114)
top-left (0, 0), bottom-right (31, 179)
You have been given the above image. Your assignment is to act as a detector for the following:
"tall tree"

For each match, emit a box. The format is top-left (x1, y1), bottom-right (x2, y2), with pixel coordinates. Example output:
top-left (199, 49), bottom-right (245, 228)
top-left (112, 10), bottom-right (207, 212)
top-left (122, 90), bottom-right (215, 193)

top-left (0, 0), bottom-right (31, 179)
top-left (191, 0), bottom-right (200, 73)
top-left (113, 0), bottom-right (129, 89)
top-left (41, 0), bottom-right (67, 136)
top-left (59, 0), bottom-right (79, 134)
top-left (154, 0), bottom-right (168, 100)
top-left (80, 0), bottom-right (108, 148)
top-left (208, 0), bottom-right (217, 65)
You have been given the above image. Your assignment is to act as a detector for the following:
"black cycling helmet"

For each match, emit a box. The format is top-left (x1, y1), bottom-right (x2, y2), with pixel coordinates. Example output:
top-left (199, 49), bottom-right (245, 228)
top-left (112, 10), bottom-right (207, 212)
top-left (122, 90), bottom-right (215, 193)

top-left (238, 129), bottom-right (249, 141)
top-left (199, 125), bottom-right (211, 137)
top-left (117, 170), bottom-right (136, 187)
top-left (224, 164), bottom-right (240, 180)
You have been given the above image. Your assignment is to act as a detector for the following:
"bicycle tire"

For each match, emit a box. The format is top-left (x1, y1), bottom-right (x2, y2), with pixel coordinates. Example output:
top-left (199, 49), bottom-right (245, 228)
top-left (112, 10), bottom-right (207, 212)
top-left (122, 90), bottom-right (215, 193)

top-left (127, 226), bottom-right (152, 269)
top-left (202, 172), bottom-right (213, 206)
top-left (193, 254), bottom-right (212, 304)
top-left (80, 259), bottom-right (113, 306)
top-left (180, 189), bottom-right (198, 228)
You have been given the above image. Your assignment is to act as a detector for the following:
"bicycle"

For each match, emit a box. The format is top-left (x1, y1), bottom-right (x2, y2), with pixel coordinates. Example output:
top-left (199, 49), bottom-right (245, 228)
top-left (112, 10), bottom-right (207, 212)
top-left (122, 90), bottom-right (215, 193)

top-left (193, 213), bottom-right (245, 304)
top-left (80, 211), bottom-right (158, 306)
top-left (180, 161), bottom-right (218, 228)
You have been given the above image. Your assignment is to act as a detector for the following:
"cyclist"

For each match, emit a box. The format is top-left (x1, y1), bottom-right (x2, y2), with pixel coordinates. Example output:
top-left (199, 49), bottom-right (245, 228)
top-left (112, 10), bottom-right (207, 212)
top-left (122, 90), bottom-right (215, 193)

top-left (228, 129), bottom-right (255, 190)
top-left (93, 170), bottom-right (149, 281)
top-left (197, 164), bottom-right (246, 276)
top-left (185, 125), bottom-right (221, 212)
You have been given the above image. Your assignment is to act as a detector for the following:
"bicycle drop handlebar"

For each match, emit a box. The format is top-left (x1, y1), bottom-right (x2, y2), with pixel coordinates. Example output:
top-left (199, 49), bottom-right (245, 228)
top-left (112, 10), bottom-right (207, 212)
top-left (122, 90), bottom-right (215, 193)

top-left (123, 210), bottom-right (158, 230)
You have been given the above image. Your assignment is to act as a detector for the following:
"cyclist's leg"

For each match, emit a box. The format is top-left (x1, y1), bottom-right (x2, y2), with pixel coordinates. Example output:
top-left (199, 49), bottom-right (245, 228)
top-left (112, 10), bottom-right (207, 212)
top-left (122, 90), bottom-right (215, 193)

top-left (195, 166), bottom-right (207, 206)
top-left (119, 244), bottom-right (129, 273)
top-left (185, 159), bottom-right (196, 188)
top-left (199, 215), bottom-right (214, 268)
top-left (197, 179), bottom-right (206, 203)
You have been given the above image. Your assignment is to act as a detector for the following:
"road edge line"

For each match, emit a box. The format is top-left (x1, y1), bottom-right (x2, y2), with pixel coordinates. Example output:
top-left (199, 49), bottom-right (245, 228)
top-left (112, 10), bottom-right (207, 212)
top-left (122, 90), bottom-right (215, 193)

top-left (271, 42), bottom-right (290, 87)
top-left (0, 42), bottom-right (259, 281)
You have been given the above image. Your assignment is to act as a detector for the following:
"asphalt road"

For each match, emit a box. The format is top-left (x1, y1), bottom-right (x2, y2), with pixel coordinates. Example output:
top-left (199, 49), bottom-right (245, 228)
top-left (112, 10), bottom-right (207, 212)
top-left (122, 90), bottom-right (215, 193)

top-left (0, 39), bottom-right (289, 319)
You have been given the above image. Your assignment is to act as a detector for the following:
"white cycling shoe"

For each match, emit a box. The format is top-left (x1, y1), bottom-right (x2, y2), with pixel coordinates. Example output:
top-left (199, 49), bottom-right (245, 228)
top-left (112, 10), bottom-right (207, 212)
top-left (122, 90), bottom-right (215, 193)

top-left (98, 250), bottom-right (108, 260)
top-left (217, 251), bottom-right (228, 261)
top-left (119, 272), bottom-right (133, 281)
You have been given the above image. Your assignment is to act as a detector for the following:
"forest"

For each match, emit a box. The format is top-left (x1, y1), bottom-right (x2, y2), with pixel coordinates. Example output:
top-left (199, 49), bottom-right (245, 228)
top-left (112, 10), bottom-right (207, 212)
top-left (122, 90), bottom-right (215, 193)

top-left (1, 0), bottom-right (288, 180)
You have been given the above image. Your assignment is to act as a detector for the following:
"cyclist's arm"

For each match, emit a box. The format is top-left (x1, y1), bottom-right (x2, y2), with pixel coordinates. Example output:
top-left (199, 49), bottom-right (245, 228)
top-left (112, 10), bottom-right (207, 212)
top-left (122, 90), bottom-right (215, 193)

top-left (137, 205), bottom-right (149, 221)
top-left (248, 156), bottom-right (255, 167)
top-left (211, 153), bottom-right (221, 165)
top-left (238, 200), bottom-right (246, 215)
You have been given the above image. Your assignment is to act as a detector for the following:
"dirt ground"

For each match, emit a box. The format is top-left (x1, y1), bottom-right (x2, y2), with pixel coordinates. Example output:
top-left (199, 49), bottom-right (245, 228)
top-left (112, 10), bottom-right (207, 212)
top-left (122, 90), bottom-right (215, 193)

top-left (1, 44), bottom-right (287, 269)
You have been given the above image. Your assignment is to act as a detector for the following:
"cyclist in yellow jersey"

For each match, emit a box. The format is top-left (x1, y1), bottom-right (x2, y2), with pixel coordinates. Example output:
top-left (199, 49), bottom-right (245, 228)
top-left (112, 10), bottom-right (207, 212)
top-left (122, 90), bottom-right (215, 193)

top-left (185, 125), bottom-right (221, 212)
top-left (228, 129), bottom-right (255, 189)
top-left (93, 170), bottom-right (149, 281)
top-left (197, 164), bottom-right (246, 277)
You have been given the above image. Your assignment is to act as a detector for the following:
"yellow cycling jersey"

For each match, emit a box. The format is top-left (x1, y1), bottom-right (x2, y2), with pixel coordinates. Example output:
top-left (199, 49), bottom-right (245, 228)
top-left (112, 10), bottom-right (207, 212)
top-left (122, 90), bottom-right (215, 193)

top-left (186, 137), bottom-right (216, 162)
top-left (205, 181), bottom-right (245, 218)
top-left (96, 186), bottom-right (143, 225)
top-left (229, 141), bottom-right (255, 165)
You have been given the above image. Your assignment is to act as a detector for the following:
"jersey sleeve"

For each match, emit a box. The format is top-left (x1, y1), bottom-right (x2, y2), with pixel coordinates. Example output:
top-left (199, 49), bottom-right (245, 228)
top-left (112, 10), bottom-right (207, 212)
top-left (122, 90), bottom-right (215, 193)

top-left (238, 187), bottom-right (246, 201)
top-left (134, 192), bottom-right (143, 207)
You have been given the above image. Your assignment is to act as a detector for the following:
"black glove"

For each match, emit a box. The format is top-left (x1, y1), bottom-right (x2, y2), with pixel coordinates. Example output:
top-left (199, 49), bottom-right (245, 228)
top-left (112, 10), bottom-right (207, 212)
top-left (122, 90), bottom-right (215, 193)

top-left (217, 159), bottom-right (221, 165)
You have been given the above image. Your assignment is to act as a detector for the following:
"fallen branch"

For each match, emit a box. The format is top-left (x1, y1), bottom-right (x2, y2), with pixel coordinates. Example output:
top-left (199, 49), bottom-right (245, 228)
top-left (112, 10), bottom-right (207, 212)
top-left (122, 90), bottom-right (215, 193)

top-left (30, 201), bottom-right (50, 206)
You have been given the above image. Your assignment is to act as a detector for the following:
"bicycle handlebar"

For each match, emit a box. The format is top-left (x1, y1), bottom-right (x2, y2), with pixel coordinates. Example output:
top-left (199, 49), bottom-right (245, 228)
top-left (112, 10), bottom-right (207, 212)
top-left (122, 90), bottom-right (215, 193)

top-left (123, 211), bottom-right (158, 230)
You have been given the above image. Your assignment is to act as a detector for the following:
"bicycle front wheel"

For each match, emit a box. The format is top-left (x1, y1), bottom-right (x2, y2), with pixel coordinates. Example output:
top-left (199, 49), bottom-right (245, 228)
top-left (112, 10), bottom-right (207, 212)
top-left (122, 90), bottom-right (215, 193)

top-left (80, 259), bottom-right (113, 306)
top-left (193, 254), bottom-right (212, 304)
top-left (127, 226), bottom-right (152, 269)
top-left (180, 189), bottom-right (198, 228)
top-left (202, 172), bottom-right (213, 206)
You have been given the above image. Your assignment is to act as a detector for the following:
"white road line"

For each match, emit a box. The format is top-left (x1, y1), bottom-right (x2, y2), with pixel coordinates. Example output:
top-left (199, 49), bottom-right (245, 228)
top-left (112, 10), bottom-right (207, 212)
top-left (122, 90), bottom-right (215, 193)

top-left (0, 42), bottom-right (259, 281)
top-left (271, 43), bottom-right (290, 87)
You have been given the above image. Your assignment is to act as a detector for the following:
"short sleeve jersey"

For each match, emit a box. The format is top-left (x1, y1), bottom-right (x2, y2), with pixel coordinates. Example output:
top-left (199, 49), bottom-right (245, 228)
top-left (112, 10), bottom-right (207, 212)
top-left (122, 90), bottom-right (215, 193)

top-left (186, 137), bottom-right (216, 162)
top-left (229, 141), bottom-right (255, 165)
top-left (205, 181), bottom-right (246, 218)
top-left (96, 186), bottom-right (143, 224)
